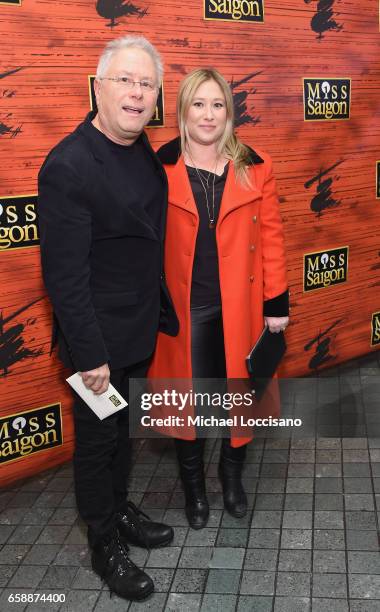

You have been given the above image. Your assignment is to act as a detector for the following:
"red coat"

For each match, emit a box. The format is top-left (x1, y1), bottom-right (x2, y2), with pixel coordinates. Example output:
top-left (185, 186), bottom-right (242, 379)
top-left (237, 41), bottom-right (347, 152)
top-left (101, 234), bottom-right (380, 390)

top-left (149, 138), bottom-right (289, 446)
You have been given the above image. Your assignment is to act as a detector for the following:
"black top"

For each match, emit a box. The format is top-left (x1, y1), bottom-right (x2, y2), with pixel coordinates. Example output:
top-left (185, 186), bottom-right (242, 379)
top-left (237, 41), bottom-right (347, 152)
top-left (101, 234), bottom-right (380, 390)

top-left (88, 122), bottom-right (163, 236)
top-left (186, 163), bottom-right (228, 307)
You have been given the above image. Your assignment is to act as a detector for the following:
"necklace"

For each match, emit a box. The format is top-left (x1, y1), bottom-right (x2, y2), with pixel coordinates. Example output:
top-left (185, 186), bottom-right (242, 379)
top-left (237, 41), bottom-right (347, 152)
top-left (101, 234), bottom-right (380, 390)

top-left (197, 168), bottom-right (212, 187)
top-left (187, 151), bottom-right (218, 229)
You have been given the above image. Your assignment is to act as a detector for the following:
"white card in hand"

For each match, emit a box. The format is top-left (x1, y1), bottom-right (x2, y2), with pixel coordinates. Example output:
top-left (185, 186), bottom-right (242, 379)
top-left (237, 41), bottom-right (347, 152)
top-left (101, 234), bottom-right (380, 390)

top-left (66, 372), bottom-right (128, 420)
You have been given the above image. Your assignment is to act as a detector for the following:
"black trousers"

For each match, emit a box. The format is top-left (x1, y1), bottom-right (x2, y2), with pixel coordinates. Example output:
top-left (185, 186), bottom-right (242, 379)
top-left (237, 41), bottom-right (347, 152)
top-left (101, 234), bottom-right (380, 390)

top-left (175, 304), bottom-right (246, 457)
top-left (71, 357), bottom-right (150, 544)
top-left (190, 304), bottom-right (226, 378)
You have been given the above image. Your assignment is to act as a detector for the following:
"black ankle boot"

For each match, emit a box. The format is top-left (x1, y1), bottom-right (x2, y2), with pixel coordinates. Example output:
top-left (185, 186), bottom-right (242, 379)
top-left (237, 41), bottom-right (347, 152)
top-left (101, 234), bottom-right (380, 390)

top-left (175, 439), bottom-right (209, 530)
top-left (219, 439), bottom-right (248, 518)
top-left (116, 500), bottom-right (173, 549)
top-left (91, 528), bottom-right (154, 601)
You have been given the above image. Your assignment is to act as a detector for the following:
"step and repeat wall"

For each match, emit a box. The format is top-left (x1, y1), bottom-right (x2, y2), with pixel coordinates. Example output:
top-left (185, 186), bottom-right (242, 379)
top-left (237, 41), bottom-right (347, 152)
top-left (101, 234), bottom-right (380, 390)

top-left (0, 0), bottom-right (379, 483)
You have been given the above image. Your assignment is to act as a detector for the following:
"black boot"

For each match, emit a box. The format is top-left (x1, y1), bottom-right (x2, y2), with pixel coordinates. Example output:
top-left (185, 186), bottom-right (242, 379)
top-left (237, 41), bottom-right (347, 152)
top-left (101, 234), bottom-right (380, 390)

top-left (175, 439), bottom-right (209, 530)
top-left (116, 500), bottom-right (173, 549)
top-left (219, 439), bottom-right (248, 518)
top-left (91, 528), bottom-right (154, 601)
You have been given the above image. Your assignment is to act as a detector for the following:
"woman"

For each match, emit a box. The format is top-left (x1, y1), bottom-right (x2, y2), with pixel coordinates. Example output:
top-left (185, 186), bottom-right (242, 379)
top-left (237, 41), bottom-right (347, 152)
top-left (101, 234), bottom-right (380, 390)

top-left (149, 68), bottom-right (289, 529)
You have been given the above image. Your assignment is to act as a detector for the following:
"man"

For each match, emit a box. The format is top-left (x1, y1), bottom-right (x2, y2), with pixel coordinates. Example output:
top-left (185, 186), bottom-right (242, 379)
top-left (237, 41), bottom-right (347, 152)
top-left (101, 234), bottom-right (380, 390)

top-left (38, 36), bottom-right (178, 601)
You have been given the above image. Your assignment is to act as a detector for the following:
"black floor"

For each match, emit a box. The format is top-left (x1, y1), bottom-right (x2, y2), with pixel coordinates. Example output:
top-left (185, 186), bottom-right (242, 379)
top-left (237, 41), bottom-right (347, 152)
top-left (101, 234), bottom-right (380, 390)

top-left (0, 353), bottom-right (379, 611)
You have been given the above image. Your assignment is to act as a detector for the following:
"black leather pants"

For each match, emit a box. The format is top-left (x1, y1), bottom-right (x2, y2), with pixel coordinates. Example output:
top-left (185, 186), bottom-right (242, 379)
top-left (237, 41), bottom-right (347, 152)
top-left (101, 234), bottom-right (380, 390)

top-left (190, 304), bottom-right (226, 378)
top-left (176, 304), bottom-right (245, 455)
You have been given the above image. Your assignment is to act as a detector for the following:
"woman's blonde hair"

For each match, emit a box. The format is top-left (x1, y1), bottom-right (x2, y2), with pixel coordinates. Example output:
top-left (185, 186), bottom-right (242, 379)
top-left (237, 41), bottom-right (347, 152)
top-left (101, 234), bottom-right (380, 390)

top-left (177, 68), bottom-right (252, 185)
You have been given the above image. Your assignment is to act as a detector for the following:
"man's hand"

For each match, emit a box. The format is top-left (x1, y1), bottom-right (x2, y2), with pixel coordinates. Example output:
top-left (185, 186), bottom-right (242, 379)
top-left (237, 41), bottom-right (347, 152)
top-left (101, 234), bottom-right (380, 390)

top-left (264, 316), bottom-right (289, 334)
top-left (80, 363), bottom-right (110, 395)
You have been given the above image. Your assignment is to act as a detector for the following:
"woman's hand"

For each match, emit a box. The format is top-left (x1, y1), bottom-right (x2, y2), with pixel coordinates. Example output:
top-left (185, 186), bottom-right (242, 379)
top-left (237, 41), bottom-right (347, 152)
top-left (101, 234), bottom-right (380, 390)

top-left (264, 316), bottom-right (289, 333)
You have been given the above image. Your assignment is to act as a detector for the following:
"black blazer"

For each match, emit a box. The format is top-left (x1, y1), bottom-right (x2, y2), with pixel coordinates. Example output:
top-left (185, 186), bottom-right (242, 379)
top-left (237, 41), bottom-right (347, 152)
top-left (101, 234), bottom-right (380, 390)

top-left (38, 112), bottom-right (178, 372)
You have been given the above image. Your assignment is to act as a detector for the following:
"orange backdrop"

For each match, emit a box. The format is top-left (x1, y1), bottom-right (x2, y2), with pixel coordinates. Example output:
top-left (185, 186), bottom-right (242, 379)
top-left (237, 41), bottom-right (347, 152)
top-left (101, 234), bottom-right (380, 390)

top-left (0, 0), bottom-right (379, 484)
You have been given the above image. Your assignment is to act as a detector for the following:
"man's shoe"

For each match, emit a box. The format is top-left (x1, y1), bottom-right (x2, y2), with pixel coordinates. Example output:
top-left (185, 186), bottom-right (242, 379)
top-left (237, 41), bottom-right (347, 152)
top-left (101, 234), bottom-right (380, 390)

top-left (117, 501), bottom-right (173, 549)
top-left (91, 529), bottom-right (154, 601)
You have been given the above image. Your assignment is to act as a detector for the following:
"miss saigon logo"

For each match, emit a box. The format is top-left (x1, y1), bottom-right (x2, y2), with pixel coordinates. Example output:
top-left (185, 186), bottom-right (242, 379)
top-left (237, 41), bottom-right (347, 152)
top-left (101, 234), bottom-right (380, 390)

top-left (0, 404), bottom-right (62, 465)
top-left (371, 312), bottom-right (380, 346)
top-left (303, 246), bottom-right (348, 292)
top-left (0, 195), bottom-right (39, 251)
top-left (204, 0), bottom-right (264, 23)
top-left (303, 78), bottom-right (351, 121)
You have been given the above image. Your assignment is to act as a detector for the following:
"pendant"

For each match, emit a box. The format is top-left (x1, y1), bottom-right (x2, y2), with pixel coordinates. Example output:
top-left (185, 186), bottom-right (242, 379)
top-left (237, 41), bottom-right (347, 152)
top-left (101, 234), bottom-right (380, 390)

top-left (209, 221), bottom-right (215, 229)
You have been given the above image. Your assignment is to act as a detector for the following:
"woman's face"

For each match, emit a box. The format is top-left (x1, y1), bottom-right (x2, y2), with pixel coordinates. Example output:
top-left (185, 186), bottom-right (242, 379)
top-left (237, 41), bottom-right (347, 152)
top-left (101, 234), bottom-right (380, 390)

top-left (186, 79), bottom-right (227, 148)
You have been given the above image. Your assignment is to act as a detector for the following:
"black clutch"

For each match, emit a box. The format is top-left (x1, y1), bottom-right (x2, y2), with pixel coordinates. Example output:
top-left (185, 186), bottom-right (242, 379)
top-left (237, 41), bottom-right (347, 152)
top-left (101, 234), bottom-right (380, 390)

top-left (246, 326), bottom-right (287, 399)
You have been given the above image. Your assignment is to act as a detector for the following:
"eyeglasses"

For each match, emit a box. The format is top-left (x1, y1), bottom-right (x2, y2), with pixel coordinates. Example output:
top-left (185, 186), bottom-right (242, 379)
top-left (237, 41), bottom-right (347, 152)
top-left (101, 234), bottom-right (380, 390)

top-left (99, 76), bottom-right (157, 92)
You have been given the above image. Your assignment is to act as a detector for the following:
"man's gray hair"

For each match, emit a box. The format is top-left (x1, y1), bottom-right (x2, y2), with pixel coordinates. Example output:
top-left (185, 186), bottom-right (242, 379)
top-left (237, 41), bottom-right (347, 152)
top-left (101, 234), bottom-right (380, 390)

top-left (96, 35), bottom-right (163, 85)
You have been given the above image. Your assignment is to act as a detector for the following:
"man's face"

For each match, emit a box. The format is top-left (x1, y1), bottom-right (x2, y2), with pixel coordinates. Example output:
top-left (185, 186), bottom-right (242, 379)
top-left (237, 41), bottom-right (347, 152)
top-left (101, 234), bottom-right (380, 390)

top-left (94, 47), bottom-right (159, 145)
